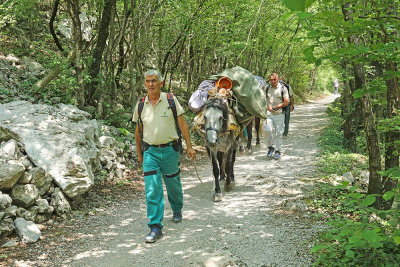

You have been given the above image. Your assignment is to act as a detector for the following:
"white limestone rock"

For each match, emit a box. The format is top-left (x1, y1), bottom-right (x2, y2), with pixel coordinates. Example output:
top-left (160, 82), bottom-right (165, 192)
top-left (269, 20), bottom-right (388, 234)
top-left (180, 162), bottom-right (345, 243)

top-left (14, 217), bottom-right (41, 243)
top-left (0, 161), bottom-right (25, 190)
top-left (11, 184), bottom-right (40, 208)
top-left (0, 101), bottom-right (100, 198)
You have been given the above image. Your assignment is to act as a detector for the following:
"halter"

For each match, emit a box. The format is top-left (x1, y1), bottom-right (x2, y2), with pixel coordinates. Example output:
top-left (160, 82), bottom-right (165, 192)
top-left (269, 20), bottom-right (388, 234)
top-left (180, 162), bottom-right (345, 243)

top-left (205, 126), bottom-right (220, 133)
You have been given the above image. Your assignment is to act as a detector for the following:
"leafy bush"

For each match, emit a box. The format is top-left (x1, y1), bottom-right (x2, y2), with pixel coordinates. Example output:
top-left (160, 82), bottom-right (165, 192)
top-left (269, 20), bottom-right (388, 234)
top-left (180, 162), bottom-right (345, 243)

top-left (0, 0), bottom-right (42, 29)
top-left (312, 183), bottom-right (400, 266)
top-left (318, 152), bottom-right (367, 176)
top-left (318, 110), bottom-right (346, 153)
top-left (311, 105), bottom-right (400, 266)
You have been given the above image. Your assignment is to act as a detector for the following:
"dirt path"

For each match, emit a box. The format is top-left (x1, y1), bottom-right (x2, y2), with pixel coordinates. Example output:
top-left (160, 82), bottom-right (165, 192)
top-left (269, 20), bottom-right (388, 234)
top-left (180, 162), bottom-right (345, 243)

top-left (6, 94), bottom-right (337, 267)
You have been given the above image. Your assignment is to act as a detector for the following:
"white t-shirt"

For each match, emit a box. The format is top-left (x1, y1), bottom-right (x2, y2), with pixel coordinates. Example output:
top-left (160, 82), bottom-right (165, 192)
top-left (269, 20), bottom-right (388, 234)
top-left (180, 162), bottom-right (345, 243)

top-left (266, 83), bottom-right (289, 115)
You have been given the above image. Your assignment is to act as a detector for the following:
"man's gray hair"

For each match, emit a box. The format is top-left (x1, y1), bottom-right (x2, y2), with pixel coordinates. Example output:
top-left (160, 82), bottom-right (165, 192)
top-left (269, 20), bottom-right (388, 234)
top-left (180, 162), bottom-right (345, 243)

top-left (144, 70), bottom-right (164, 81)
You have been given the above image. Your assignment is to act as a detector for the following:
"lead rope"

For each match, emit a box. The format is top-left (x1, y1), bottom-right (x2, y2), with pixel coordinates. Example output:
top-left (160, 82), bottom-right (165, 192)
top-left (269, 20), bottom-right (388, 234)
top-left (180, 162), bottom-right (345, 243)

top-left (189, 126), bottom-right (212, 191)
top-left (194, 164), bottom-right (212, 191)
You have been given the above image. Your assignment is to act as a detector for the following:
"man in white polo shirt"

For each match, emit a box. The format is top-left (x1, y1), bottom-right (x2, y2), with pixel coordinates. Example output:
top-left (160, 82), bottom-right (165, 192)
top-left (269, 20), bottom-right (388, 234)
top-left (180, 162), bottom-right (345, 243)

top-left (132, 70), bottom-right (196, 243)
top-left (264, 72), bottom-right (289, 160)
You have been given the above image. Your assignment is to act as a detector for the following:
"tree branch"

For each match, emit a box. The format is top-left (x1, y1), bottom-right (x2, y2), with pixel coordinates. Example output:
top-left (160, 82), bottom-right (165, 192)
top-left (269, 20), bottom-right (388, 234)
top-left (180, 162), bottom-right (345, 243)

top-left (49, 0), bottom-right (65, 54)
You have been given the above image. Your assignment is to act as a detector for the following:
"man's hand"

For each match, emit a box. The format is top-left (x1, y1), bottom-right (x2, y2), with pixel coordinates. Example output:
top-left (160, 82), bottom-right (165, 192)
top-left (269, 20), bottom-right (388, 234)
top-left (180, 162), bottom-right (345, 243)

top-left (186, 147), bottom-right (196, 161)
top-left (267, 106), bottom-right (273, 112)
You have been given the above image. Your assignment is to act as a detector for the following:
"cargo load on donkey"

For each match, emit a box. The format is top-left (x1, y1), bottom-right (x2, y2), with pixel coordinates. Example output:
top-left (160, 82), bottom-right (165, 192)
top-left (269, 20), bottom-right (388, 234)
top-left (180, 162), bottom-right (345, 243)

top-left (189, 66), bottom-right (268, 130)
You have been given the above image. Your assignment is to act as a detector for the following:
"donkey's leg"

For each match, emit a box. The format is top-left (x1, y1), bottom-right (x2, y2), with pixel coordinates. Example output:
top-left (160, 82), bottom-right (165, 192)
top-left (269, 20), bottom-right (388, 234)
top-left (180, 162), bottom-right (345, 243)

top-left (231, 148), bottom-right (237, 183)
top-left (224, 148), bottom-right (236, 192)
top-left (255, 117), bottom-right (261, 146)
top-left (217, 151), bottom-right (225, 181)
top-left (211, 151), bottom-right (223, 202)
top-left (245, 120), bottom-right (253, 153)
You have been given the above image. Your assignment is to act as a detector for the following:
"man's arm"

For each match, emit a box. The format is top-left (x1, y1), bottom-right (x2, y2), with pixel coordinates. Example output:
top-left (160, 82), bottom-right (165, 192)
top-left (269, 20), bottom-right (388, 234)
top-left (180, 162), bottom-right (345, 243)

top-left (273, 97), bottom-right (289, 111)
top-left (135, 124), bottom-right (143, 163)
top-left (177, 115), bottom-right (196, 160)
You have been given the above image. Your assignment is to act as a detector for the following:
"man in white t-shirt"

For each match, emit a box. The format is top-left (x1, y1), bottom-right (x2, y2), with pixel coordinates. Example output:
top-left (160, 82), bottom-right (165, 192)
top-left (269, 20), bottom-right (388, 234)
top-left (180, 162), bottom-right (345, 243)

top-left (332, 78), bottom-right (339, 94)
top-left (264, 73), bottom-right (289, 160)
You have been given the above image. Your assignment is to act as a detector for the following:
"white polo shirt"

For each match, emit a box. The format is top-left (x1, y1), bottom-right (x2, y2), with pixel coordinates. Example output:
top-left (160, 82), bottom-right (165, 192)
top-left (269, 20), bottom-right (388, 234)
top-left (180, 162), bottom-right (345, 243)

top-left (132, 92), bottom-right (184, 145)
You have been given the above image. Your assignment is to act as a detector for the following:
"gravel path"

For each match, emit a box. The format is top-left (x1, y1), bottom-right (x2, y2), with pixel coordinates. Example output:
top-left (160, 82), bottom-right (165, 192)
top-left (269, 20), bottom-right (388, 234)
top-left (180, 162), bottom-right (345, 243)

top-left (4, 94), bottom-right (337, 267)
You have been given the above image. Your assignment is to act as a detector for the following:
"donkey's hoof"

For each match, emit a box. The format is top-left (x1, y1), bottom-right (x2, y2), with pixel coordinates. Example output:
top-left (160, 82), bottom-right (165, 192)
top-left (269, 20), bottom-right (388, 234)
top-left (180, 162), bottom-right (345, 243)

top-left (213, 192), bottom-right (223, 202)
top-left (245, 147), bottom-right (253, 155)
top-left (224, 181), bottom-right (235, 192)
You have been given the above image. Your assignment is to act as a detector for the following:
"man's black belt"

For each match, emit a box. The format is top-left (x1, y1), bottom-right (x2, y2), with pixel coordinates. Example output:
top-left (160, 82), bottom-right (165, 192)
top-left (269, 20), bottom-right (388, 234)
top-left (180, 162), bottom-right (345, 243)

top-left (145, 140), bottom-right (179, 148)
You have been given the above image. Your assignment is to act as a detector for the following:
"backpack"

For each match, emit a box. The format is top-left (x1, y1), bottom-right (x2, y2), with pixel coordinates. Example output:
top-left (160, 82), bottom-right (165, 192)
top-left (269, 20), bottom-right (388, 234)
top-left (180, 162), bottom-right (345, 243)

top-left (188, 80), bottom-right (215, 113)
top-left (137, 92), bottom-right (183, 153)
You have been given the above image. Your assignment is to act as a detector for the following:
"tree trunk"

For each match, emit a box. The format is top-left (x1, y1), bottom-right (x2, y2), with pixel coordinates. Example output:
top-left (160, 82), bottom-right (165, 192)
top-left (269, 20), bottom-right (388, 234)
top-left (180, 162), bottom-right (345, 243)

top-left (115, 1), bottom-right (131, 90)
top-left (341, 4), bottom-right (382, 201)
top-left (186, 36), bottom-right (194, 92)
top-left (49, 0), bottom-right (64, 54)
top-left (382, 62), bottom-right (400, 209)
top-left (65, 0), bottom-right (84, 108)
top-left (352, 63), bottom-right (382, 197)
top-left (340, 63), bottom-right (357, 152)
top-left (85, 0), bottom-right (116, 106)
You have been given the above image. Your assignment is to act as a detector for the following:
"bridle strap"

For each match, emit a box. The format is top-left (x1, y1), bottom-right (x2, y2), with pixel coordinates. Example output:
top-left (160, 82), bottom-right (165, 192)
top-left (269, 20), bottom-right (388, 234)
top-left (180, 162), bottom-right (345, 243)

top-left (205, 127), bottom-right (219, 133)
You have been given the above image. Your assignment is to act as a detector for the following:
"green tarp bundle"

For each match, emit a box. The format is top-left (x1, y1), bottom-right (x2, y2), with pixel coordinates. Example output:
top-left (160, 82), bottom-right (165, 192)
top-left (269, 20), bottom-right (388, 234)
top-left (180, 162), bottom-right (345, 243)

top-left (209, 66), bottom-right (268, 121)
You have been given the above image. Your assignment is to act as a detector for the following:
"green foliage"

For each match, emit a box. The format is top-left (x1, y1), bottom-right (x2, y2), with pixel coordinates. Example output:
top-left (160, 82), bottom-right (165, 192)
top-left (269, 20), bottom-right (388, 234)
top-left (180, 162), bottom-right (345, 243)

top-left (115, 179), bottom-right (134, 186)
top-left (103, 106), bottom-right (131, 129)
top-left (0, 0), bottom-right (41, 28)
top-left (319, 152), bottom-right (367, 176)
top-left (118, 127), bottom-right (132, 137)
top-left (281, 0), bottom-right (317, 11)
top-left (314, 63), bottom-right (340, 93)
top-left (0, 88), bottom-right (11, 96)
top-left (312, 183), bottom-right (400, 266)
top-left (311, 102), bottom-right (400, 266)
top-left (378, 115), bottom-right (400, 134)
top-left (318, 114), bottom-right (347, 154)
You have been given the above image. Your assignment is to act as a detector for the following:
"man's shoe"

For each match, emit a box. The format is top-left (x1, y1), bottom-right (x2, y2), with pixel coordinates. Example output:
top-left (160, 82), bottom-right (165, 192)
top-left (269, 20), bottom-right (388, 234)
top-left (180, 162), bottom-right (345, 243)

top-left (267, 146), bottom-right (275, 158)
top-left (173, 211), bottom-right (182, 223)
top-left (145, 227), bottom-right (163, 243)
top-left (274, 151), bottom-right (281, 160)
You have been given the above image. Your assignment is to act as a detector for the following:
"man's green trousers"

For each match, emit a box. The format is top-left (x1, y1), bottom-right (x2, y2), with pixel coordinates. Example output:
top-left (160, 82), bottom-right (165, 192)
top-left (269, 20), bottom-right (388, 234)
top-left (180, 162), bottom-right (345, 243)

top-left (143, 145), bottom-right (183, 228)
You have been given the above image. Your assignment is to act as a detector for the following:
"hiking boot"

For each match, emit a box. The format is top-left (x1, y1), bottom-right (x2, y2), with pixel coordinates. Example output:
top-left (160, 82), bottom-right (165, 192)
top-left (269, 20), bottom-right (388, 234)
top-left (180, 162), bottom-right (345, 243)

top-left (274, 151), bottom-right (281, 160)
top-left (267, 146), bottom-right (275, 158)
top-left (172, 211), bottom-right (182, 223)
top-left (145, 226), bottom-right (163, 243)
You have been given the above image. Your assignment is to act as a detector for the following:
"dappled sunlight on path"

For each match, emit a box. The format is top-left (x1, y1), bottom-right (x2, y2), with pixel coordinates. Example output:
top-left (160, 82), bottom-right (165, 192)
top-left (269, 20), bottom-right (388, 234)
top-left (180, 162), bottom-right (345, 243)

top-left (11, 94), bottom-right (337, 267)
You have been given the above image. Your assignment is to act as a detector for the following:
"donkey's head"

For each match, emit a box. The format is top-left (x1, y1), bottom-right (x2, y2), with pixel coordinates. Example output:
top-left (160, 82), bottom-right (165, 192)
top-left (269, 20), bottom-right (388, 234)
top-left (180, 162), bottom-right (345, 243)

top-left (203, 98), bottom-right (229, 147)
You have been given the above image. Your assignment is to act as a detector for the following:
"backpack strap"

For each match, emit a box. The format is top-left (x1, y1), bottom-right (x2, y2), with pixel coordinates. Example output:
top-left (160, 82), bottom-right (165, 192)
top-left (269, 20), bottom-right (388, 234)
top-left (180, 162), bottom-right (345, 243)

top-left (137, 96), bottom-right (146, 139)
top-left (279, 81), bottom-right (290, 113)
top-left (279, 81), bottom-right (289, 102)
top-left (166, 92), bottom-right (182, 138)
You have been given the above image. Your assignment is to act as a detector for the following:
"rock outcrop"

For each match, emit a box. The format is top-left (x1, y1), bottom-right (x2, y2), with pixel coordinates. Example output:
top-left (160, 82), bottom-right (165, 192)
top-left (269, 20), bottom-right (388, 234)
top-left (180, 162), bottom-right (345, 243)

top-left (0, 101), bottom-right (99, 198)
